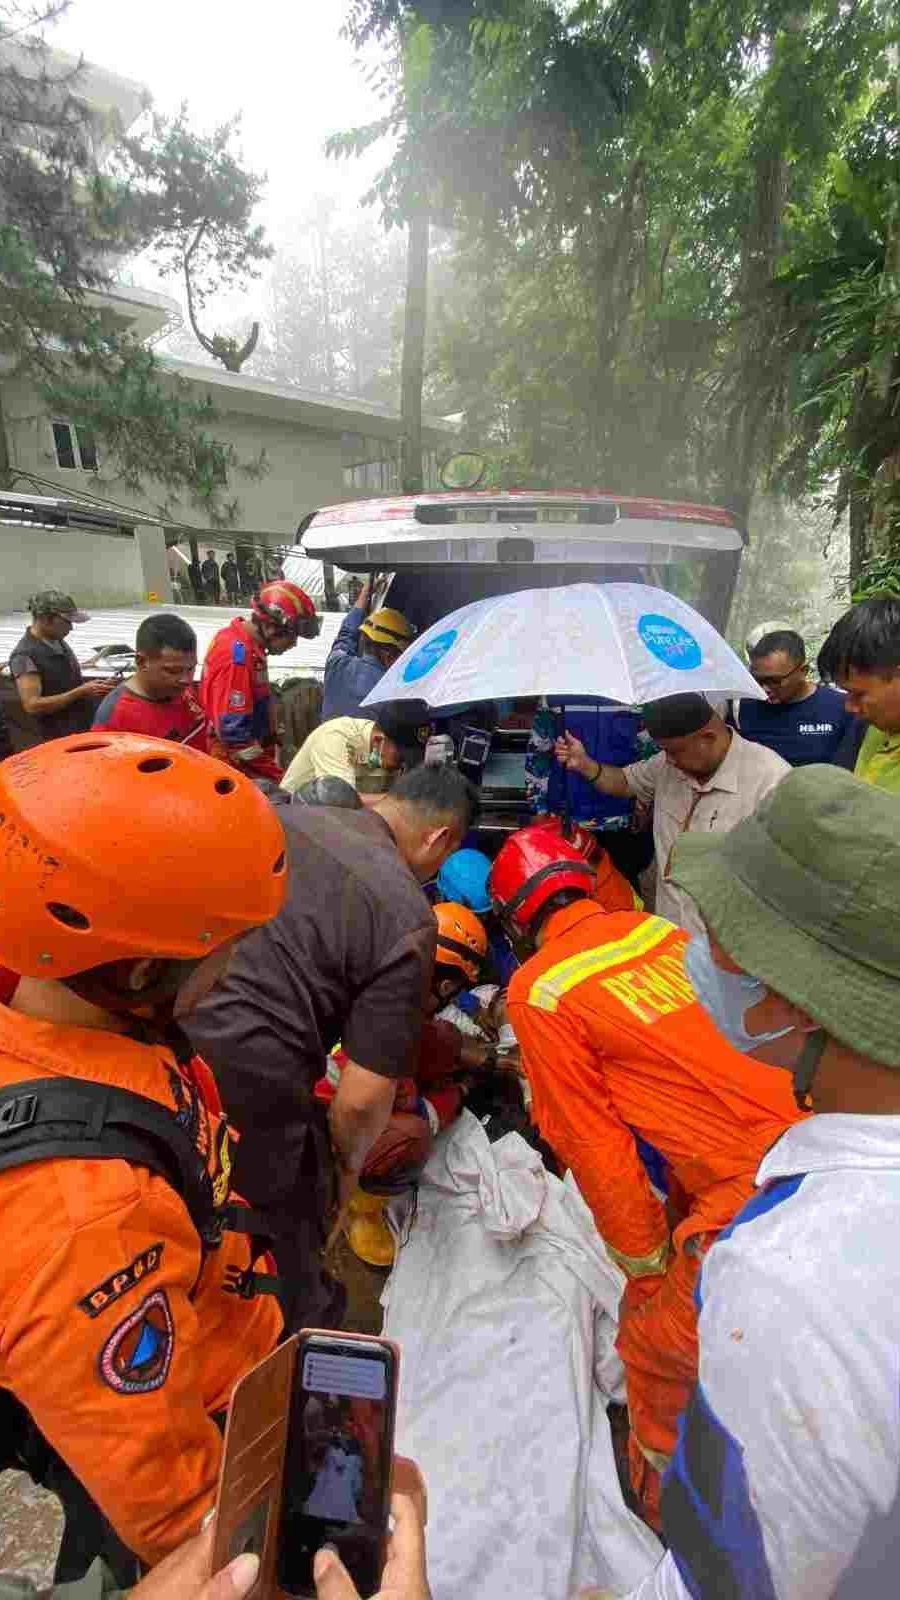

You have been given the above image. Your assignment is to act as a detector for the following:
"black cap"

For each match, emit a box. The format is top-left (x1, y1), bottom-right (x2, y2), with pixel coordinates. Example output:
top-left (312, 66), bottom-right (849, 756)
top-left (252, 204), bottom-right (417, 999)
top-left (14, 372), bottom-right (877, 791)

top-left (375, 702), bottom-right (432, 754)
top-left (642, 693), bottom-right (714, 740)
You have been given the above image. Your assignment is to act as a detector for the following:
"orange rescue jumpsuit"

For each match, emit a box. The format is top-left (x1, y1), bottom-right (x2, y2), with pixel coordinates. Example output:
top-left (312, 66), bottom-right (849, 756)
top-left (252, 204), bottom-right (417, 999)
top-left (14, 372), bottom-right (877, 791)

top-left (507, 901), bottom-right (801, 1523)
top-left (0, 1005), bottom-right (282, 1567)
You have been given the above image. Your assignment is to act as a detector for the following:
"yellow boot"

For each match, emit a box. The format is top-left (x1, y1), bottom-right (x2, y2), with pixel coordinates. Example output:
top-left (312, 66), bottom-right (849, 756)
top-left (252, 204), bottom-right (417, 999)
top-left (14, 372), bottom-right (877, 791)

top-left (347, 1190), bottom-right (395, 1268)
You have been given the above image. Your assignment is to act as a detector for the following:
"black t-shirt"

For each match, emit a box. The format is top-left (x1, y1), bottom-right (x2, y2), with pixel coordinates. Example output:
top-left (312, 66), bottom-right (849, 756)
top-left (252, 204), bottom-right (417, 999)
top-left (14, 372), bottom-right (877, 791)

top-left (8, 629), bottom-right (90, 740)
top-left (736, 684), bottom-right (853, 767)
top-left (186, 806), bottom-right (436, 1213)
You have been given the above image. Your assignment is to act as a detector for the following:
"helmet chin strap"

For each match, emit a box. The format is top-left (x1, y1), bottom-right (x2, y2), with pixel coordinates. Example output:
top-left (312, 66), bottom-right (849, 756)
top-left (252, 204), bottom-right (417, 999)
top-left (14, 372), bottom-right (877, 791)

top-left (63, 960), bottom-right (198, 1052)
top-left (792, 1027), bottom-right (828, 1110)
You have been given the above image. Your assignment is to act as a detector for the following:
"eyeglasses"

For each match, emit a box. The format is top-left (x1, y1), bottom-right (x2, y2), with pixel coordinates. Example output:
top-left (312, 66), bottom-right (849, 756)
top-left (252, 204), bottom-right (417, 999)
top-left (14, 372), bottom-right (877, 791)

top-left (751, 661), bottom-right (806, 689)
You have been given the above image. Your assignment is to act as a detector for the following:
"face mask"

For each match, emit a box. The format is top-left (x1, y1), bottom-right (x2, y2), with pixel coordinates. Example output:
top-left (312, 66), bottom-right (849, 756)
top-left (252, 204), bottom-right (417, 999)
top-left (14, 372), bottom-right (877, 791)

top-left (684, 931), bottom-right (793, 1053)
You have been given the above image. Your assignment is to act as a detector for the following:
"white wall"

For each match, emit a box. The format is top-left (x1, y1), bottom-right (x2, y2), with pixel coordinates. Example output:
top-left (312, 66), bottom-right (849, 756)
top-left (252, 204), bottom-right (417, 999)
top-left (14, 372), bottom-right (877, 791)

top-left (3, 376), bottom-right (352, 541)
top-left (0, 524), bottom-right (144, 608)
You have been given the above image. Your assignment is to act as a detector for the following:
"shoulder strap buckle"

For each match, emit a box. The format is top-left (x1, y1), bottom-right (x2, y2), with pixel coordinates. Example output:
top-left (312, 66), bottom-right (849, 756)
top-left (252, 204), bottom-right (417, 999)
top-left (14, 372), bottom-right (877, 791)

top-left (0, 1093), bottom-right (37, 1137)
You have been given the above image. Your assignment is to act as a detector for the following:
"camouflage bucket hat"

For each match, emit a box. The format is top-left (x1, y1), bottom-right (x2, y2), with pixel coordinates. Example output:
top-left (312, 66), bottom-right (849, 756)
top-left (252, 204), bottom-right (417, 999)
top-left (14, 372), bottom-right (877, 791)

top-left (29, 590), bottom-right (90, 623)
top-left (670, 764), bottom-right (900, 1066)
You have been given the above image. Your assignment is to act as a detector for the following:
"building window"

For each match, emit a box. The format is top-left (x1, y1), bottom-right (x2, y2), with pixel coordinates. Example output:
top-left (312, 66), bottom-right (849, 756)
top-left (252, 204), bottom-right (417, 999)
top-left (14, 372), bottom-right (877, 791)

top-left (341, 434), bottom-right (400, 493)
top-left (52, 420), bottom-right (99, 472)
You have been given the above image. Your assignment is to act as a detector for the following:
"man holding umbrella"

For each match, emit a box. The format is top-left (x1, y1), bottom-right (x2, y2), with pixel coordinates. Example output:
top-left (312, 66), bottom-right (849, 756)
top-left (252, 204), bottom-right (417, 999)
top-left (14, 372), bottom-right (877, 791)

top-left (556, 693), bottom-right (789, 938)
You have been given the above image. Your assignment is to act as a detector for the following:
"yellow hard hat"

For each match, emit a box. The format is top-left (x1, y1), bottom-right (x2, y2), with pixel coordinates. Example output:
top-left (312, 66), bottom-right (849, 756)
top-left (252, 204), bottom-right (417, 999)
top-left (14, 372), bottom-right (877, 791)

top-left (359, 607), bottom-right (416, 649)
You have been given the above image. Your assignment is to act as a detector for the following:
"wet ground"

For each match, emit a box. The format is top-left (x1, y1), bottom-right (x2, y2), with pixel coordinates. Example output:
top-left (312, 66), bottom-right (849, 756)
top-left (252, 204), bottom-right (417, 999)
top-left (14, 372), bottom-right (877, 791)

top-left (0, 1243), bottom-right (387, 1587)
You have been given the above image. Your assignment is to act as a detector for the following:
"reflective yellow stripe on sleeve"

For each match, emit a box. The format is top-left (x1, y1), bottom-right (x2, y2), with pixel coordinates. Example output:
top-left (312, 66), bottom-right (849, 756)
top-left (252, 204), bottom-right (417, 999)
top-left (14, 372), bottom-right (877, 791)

top-left (606, 1237), bottom-right (671, 1279)
top-left (527, 916), bottom-right (673, 1013)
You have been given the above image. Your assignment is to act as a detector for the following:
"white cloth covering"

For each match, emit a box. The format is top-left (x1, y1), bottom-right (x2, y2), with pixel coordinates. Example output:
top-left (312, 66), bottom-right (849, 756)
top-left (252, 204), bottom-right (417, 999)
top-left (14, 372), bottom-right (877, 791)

top-left (382, 1112), bottom-right (662, 1599)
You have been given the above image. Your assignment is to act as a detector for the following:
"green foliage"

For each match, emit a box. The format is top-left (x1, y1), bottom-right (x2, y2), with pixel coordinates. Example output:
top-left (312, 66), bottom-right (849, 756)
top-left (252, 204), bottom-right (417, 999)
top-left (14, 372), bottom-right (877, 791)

top-left (121, 107), bottom-right (271, 347)
top-left (341, 0), bottom-right (895, 583)
top-left (0, 10), bottom-right (269, 522)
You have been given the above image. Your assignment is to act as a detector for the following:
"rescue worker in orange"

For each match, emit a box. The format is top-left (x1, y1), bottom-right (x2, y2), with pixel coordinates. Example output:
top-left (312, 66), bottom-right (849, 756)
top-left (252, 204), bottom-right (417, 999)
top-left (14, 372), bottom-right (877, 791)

top-left (0, 734), bottom-right (287, 1573)
top-left (493, 822), bottom-right (802, 1528)
top-left (200, 578), bottom-right (318, 783)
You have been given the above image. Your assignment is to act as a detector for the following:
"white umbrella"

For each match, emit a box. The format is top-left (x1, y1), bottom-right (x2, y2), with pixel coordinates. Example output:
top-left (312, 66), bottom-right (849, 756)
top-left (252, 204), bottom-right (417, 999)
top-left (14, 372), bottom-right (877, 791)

top-left (361, 583), bottom-right (766, 709)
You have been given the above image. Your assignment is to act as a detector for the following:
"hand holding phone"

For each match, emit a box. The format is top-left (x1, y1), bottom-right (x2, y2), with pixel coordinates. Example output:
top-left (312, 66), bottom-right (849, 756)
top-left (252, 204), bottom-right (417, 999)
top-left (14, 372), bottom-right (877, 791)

top-left (312, 1468), bottom-right (430, 1600)
top-left (213, 1332), bottom-right (401, 1600)
top-left (279, 1333), bottom-right (400, 1599)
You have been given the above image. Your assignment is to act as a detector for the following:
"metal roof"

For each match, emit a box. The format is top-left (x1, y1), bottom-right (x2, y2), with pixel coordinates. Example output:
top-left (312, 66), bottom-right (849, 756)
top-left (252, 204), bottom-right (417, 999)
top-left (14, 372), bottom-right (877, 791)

top-left (0, 605), bottom-right (345, 684)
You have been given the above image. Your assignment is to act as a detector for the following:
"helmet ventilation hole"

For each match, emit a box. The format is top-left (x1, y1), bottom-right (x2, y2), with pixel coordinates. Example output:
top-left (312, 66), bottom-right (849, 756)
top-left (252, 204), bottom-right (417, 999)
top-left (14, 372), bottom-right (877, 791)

top-left (137, 756), bottom-right (173, 774)
top-left (65, 741), bottom-right (110, 753)
top-left (215, 777), bottom-right (237, 794)
top-left (273, 851), bottom-right (286, 874)
top-left (47, 901), bottom-right (91, 930)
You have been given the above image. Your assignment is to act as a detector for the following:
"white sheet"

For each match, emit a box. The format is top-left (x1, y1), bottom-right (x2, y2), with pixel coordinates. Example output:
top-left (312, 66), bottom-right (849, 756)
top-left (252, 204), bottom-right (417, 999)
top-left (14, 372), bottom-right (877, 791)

top-left (382, 1112), bottom-right (662, 1599)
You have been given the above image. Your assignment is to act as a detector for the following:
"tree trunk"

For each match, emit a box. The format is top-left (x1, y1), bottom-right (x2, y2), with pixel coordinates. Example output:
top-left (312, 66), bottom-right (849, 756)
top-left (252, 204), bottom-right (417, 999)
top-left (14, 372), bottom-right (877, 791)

top-left (848, 481), bottom-right (872, 581)
top-left (400, 205), bottom-right (429, 494)
top-left (322, 561), bottom-right (338, 610)
top-left (0, 387), bottom-right (13, 488)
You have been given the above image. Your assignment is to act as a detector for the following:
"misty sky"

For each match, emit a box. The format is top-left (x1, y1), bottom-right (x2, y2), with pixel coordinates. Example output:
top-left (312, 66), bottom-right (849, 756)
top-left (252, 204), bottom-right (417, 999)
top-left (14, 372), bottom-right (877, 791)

top-left (52, 0), bottom-right (387, 252)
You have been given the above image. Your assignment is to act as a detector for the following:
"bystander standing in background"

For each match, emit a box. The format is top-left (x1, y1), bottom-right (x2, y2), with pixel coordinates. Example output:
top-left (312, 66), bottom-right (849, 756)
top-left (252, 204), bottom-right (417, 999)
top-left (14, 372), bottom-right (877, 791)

top-left (10, 592), bottom-right (114, 740)
top-left (736, 627), bottom-right (854, 765)
top-left (221, 551), bottom-right (240, 606)
top-left (200, 549), bottom-right (221, 606)
top-left (818, 594), bottom-right (900, 792)
top-left (243, 553), bottom-right (263, 598)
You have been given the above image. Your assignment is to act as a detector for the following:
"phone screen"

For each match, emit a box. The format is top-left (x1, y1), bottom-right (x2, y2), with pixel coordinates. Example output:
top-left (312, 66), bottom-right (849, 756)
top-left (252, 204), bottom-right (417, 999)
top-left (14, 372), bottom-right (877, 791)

top-left (278, 1335), bottom-right (397, 1599)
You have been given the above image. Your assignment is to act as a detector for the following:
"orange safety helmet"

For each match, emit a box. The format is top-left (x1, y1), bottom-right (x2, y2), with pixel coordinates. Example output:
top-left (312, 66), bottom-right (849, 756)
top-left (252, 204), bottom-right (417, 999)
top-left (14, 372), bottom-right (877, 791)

top-left (0, 733), bottom-right (288, 978)
top-left (251, 579), bottom-right (320, 639)
top-left (434, 901), bottom-right (488, 984)
top-left (489, 820), bottom-right (595, 935)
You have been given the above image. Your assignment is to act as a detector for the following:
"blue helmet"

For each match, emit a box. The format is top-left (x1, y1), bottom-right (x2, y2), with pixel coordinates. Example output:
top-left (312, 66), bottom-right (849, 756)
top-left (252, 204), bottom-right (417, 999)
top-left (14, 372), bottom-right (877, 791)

top-left (436, 848), bottom-right (492, 915)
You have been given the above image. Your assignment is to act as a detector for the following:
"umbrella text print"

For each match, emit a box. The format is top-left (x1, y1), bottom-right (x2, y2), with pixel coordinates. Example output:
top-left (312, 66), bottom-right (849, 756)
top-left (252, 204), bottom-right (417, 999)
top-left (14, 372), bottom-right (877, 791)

top-left (637, 614), bottom-right (703, 671)
top-left (403, 629), bottom-right (459, 683)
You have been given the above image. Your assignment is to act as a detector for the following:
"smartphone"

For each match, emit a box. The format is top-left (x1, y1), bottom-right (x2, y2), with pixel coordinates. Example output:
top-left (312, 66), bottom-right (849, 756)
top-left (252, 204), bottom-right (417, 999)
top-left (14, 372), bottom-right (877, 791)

top-left (211, 1335), bottom-right (298, 1598)
top-left (213, 1332), bottom-right (399, 1600)
top-left (277, 1331), bottom-right (400, 1600)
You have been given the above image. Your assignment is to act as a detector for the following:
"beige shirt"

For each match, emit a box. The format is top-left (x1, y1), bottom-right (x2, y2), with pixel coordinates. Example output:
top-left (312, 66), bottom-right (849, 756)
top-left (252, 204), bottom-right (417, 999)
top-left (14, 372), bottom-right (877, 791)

top-left (281, 716), bottom-right (375, 794)
top-left (622, 731), bottom-right (790, 938)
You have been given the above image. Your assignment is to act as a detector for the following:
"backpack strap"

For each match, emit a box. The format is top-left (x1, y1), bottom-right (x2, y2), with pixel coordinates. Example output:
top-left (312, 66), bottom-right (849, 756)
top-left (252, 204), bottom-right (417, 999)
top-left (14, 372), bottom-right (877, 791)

top-left (0, 1076), bottom-right (223, 1246)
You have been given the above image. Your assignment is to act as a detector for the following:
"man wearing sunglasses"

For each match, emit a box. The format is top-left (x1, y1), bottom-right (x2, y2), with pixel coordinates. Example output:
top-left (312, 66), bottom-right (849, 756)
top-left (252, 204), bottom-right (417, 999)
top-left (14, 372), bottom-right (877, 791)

top-left (735, 627), bottom-right (853, 766)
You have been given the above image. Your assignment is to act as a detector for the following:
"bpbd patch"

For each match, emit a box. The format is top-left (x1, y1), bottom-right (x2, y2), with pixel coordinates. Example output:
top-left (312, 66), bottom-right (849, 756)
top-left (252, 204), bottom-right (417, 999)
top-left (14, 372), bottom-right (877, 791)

top-left (99, 1289), bottom-right (174, 1395)
top-left (78, 1243), bottom-right (164, 1320)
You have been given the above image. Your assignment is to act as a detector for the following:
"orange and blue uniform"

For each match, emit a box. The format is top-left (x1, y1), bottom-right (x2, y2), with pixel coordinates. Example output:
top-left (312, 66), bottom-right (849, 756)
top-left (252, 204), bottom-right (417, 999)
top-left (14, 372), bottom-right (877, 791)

top-left (507, 901), bottom-right (801, 1523)
top-left (0, 1003), bottom-right (281, 1567)
top-left (200, 617), bottom-right (281, 781)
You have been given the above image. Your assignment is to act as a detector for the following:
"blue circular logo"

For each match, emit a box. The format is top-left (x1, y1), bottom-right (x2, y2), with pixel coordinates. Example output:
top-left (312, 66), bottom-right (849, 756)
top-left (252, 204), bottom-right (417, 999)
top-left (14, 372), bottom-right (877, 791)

top-left (637, 613), bottom-right (702, 671)
top-left (402, 628), bottom-right (458, 683)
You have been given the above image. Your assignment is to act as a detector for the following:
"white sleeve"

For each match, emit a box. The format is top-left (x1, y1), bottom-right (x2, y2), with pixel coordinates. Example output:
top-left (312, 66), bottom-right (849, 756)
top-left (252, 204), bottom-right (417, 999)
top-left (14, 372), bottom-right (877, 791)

top-left (687, 1213), bottom-right (899, 1598)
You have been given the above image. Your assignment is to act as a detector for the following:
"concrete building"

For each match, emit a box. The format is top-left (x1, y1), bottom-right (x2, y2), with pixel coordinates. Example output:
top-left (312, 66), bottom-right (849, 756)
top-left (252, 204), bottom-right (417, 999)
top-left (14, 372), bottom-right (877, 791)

top-left (0, 42), bottom-right (452, 608)
top-left (1, 360), bottom-right (452, 607)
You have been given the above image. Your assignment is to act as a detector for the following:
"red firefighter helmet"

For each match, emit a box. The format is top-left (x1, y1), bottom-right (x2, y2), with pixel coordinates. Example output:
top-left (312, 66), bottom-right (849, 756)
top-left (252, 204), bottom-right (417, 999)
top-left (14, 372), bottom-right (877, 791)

top-left (531, 813), bottom-right (600, 863)
top-left (490, 820), bottom-right (596, 935)
top-left (251, 580), bottom-right (319, 639)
